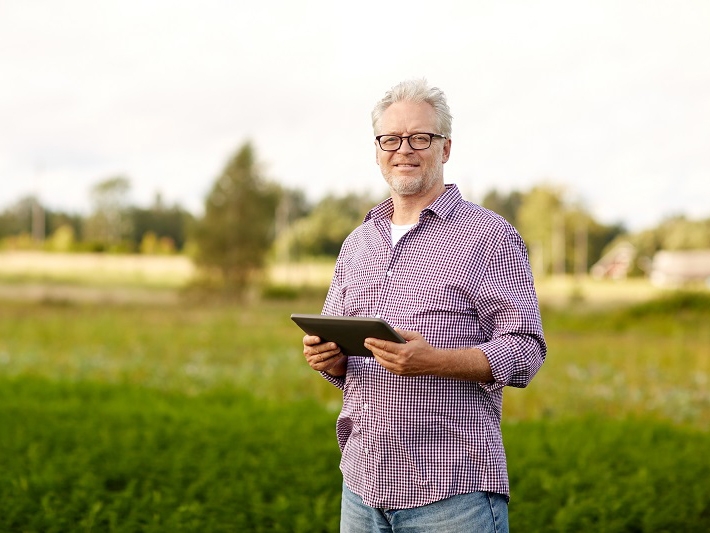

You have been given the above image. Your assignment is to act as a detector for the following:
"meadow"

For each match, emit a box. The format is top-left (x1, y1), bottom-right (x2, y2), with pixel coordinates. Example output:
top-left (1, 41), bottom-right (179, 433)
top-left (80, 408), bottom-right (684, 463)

top-left (0, 255), bottom-right (709, 531)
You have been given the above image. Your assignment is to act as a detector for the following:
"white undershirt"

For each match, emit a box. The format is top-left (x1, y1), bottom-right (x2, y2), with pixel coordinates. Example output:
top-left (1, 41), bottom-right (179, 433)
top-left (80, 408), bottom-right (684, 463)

top-left (391, 222), bottom-right (416, 246)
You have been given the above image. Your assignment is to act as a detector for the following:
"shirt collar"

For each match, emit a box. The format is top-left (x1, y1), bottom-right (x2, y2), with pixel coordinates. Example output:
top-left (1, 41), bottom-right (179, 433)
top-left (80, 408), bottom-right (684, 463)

top-left (364, 184), bottom-right (463, 223)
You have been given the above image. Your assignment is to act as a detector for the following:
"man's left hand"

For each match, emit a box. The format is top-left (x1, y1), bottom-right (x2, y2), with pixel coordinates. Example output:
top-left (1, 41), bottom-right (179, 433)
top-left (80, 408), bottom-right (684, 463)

top-left (365, 328), bottom-right (494, 382)
top-left (364, 329), bottom-right (438, 376)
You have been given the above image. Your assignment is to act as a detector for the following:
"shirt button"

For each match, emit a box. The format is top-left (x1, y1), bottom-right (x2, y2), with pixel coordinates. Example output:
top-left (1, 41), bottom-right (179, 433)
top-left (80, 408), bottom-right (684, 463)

top-left (386, 270), bottom-right (393, 277)
top-left (363, 403), bottom-right (369, 410)
top-left (363, 448), bottom-right (369, 455)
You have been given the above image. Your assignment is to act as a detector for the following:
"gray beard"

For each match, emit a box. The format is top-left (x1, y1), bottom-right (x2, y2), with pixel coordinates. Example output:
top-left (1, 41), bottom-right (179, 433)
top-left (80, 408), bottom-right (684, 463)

top-left (384, 169), bottom-right (441, 197)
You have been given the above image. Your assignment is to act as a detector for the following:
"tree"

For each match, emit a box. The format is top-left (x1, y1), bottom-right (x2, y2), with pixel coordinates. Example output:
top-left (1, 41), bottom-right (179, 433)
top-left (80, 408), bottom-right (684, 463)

top-left (0, 196), bottom-right (35, 239)
top-left (84, 176), bottom-right (133, 250)
top-left (481, 186), bottom-right (623, 276)
top-left (516, 185), bottom-right (566, 276)
top-left (481, 189), bottom-right (523, 226)
top-left (193, 142), bottom-right (279, 294)
top-left (272, 192), bottom-right (377, 259)
top-left (130, 193), bottom-right (194, 252)
top-left (658, 215), bottom-right (710, 250)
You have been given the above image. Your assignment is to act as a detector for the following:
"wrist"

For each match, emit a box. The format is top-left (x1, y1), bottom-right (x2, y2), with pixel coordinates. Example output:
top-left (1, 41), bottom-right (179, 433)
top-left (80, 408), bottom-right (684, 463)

top-left (325, 356), bottom-right (347, 377)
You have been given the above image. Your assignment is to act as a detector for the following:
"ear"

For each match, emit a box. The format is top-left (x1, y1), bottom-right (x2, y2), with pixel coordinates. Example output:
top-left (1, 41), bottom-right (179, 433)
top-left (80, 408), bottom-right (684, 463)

top-left (374, 140), bottom-right (381, 166)
top-left (441, 139), bottom-right (452, 164)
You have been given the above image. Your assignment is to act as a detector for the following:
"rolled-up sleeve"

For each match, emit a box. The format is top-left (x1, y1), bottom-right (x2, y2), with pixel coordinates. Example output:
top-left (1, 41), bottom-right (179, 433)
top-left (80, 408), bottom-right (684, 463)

top-left (475, 231), bottom-right (547, 391)
top-left (318, 261), bottom-right (347, 390)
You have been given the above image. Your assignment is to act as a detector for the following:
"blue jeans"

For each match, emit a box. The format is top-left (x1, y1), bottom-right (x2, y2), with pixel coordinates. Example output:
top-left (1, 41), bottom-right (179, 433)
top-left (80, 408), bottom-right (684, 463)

top-left (340, 482), bottom-right (509, 533)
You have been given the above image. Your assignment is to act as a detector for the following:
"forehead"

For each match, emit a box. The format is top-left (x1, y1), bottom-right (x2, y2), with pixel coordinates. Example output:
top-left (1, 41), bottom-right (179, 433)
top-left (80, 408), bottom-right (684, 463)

top-left (378, 101), bottom-right (438, 134)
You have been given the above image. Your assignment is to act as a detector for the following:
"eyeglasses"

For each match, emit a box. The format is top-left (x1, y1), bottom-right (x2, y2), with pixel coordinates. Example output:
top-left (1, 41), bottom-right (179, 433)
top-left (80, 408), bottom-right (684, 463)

top-left (375, 133), bottom-right (447, 151)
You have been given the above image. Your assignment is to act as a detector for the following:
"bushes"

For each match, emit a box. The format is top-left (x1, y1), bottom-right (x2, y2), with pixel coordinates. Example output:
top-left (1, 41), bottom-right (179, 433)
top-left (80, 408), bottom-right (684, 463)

top-left (506, 417), bottom-right (710, 532)
top-left (3, 379), bottom-right (709, 532)
top-left (0, 379), bottom-right (341, 532)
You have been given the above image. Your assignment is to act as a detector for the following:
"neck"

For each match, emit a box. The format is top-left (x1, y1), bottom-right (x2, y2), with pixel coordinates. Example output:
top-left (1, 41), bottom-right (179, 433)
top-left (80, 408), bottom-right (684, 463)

top-left (390, 182), bottom-right (446, 225)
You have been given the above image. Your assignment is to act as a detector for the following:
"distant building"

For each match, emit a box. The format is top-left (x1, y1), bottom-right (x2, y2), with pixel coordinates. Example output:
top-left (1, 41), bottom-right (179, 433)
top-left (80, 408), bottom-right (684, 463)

top-left (650, 250), bottom-right (710, 287)
top-left (590, 241), bottom-right (636, 280)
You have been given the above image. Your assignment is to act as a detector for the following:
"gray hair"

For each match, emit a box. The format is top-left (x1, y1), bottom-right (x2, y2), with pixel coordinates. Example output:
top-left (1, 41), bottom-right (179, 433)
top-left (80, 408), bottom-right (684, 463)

top-left (371, 78), bottom-right (453, 138)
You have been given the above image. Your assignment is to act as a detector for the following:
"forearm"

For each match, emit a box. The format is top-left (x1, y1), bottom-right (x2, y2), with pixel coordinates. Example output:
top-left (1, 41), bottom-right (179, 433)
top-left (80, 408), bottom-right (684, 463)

top-left (367, 330), bottom-right (496, 382)
top-left (429, 346), bottom-right (494, 383)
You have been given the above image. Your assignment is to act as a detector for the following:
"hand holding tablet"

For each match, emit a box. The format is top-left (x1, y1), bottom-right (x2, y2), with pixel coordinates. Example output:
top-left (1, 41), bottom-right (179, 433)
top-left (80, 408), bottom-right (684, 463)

top-left (291, 314), bottom-right (406, 357)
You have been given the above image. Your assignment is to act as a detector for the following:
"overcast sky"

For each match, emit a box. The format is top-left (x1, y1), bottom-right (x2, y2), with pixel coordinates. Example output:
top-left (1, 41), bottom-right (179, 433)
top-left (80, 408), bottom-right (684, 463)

top-left (1, 0), bottom-right (708, 231)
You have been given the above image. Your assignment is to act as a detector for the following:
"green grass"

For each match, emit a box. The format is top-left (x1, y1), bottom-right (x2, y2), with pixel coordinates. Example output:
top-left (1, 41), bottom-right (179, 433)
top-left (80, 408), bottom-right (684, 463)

top-left (1, 291), bottom-right (709, 531)
top-left (505, 292), bottom-right (710, 426)
top-left (0, 296), bottom-right (338, 405)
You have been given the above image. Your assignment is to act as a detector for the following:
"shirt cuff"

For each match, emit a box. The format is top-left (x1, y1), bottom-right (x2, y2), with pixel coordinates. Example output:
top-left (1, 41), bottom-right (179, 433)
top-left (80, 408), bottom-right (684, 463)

top-left (477, 335), bottom-right (538, 391)
top-left (320, 370), bottom-right (345, 390)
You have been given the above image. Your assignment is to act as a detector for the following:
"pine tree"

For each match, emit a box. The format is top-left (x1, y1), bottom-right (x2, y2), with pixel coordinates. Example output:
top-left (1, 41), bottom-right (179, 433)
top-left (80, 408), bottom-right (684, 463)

top-left (193, 142), bottom-right (279, 295)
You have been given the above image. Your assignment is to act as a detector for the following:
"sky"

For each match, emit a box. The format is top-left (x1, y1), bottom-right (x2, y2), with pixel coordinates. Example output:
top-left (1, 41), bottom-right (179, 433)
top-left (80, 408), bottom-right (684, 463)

top-left (1, 0), bottom-right (709, 231)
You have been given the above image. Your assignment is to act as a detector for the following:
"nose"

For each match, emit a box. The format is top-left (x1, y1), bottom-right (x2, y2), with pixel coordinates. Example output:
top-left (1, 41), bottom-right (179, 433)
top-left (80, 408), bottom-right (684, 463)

top-left (396, 136), bottom-right (415, 153)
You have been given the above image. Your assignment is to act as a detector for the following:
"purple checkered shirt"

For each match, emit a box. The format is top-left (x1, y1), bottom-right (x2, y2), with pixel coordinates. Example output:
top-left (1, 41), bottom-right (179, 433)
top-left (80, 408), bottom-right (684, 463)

top-left (321, 184), bottom-right (546, 509)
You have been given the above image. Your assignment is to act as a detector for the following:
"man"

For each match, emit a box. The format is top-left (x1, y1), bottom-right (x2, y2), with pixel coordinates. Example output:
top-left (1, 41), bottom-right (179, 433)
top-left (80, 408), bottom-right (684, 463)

top-left (302, 79), bottom-right (546, 532)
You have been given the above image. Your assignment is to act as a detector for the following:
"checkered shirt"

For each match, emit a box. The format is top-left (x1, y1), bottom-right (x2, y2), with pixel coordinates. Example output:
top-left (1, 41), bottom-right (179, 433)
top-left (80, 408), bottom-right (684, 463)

top-left (321, 184), bottom-right (546, 509)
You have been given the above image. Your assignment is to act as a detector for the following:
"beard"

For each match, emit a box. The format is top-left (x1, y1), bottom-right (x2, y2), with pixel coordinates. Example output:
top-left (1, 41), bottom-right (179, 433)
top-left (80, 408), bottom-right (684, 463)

top-left (382, 163), bottom-right (443, 197)
top-left (380, 142), bottom-right (446, 197)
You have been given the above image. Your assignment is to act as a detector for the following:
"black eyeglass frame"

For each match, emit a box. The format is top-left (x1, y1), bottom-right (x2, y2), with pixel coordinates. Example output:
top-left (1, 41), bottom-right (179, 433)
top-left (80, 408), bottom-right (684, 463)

top-left (375, 133), bottom-right (448, 151)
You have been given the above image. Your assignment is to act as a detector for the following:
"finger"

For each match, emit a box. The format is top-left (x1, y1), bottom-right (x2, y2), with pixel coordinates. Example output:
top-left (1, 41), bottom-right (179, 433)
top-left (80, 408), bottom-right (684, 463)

top-left (303, 335), bottom-right (322, 347)
top-left (365, 338), bottom-right (398, 355)
top-left (306, 343), bottom-right (341, 364)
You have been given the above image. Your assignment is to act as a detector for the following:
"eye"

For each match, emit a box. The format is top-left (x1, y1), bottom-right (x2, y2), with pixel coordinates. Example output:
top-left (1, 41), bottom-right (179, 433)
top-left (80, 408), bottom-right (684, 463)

top-left (380, 136), bottom-right (400, 146)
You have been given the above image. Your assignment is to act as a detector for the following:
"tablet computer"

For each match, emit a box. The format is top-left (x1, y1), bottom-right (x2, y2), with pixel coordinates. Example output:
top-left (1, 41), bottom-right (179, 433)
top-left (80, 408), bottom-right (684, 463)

top-left (290, 314), bottom-right (406, 357)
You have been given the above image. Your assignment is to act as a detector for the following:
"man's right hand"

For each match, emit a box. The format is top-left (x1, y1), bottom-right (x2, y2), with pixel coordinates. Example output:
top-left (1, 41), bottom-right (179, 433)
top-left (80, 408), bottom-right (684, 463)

top-left (302, 335), bottom-right (347, 377)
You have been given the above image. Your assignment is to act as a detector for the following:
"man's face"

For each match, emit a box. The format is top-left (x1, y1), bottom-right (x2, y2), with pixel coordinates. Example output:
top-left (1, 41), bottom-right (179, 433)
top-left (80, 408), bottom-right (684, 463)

top-left (375, 100), bottom-right (451, 197)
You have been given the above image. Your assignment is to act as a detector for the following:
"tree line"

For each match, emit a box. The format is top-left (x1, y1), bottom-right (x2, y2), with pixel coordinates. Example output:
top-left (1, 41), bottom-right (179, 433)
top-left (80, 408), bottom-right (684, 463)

top-left (2, 142), bottom-right (709, 292)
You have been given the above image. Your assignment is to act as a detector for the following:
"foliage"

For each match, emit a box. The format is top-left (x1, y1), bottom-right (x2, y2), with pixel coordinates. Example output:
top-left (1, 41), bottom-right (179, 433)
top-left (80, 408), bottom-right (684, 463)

top-left (581, 218), bottom-right (625, 274)
top-left (83, 176), bottom-right (134, 250)
top-left (511, 290), bottom-right (710, 426)
top-left (481, 185), bottom-right (623, 275)
top-left (0, 196), bottom-right (37, 238)
top-left (131, 193), bottom-right (194, 252)
top-left (624, 290), bottom-right (710, 318)
top-left (0, 187), bottom-right (191, 254)
top-left (0, 196), bottom-right (82, 248)
top-left (1, 292), bottom-right (710, 531)
top-left (516, 184), bottom-right (566, 263)
top-left (2, 378), bottom-right (709, 532)
top-left (272, 192), bottom-right (377, 260)
top-left (2, 163), bottom-right (705, 272)
top-left (657, 215), bottom-right (710, 250)
top-left (192, 143), bottom-right (280, 294)
top-left (0, 378), bottom-right (341, 532)
top-left (505, 417), bottom-right (710, 532)
top-left (481, 189), bottom-right (524, 226)
top-left (45, 224), bottom-right (76, 252)
top-left (139, 232), bottom-right (175, 255)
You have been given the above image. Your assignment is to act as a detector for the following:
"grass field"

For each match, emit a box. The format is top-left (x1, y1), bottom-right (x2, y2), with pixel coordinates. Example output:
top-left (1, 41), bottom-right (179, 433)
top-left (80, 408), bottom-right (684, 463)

top-left (1, 253), bottom-right (709, 531)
